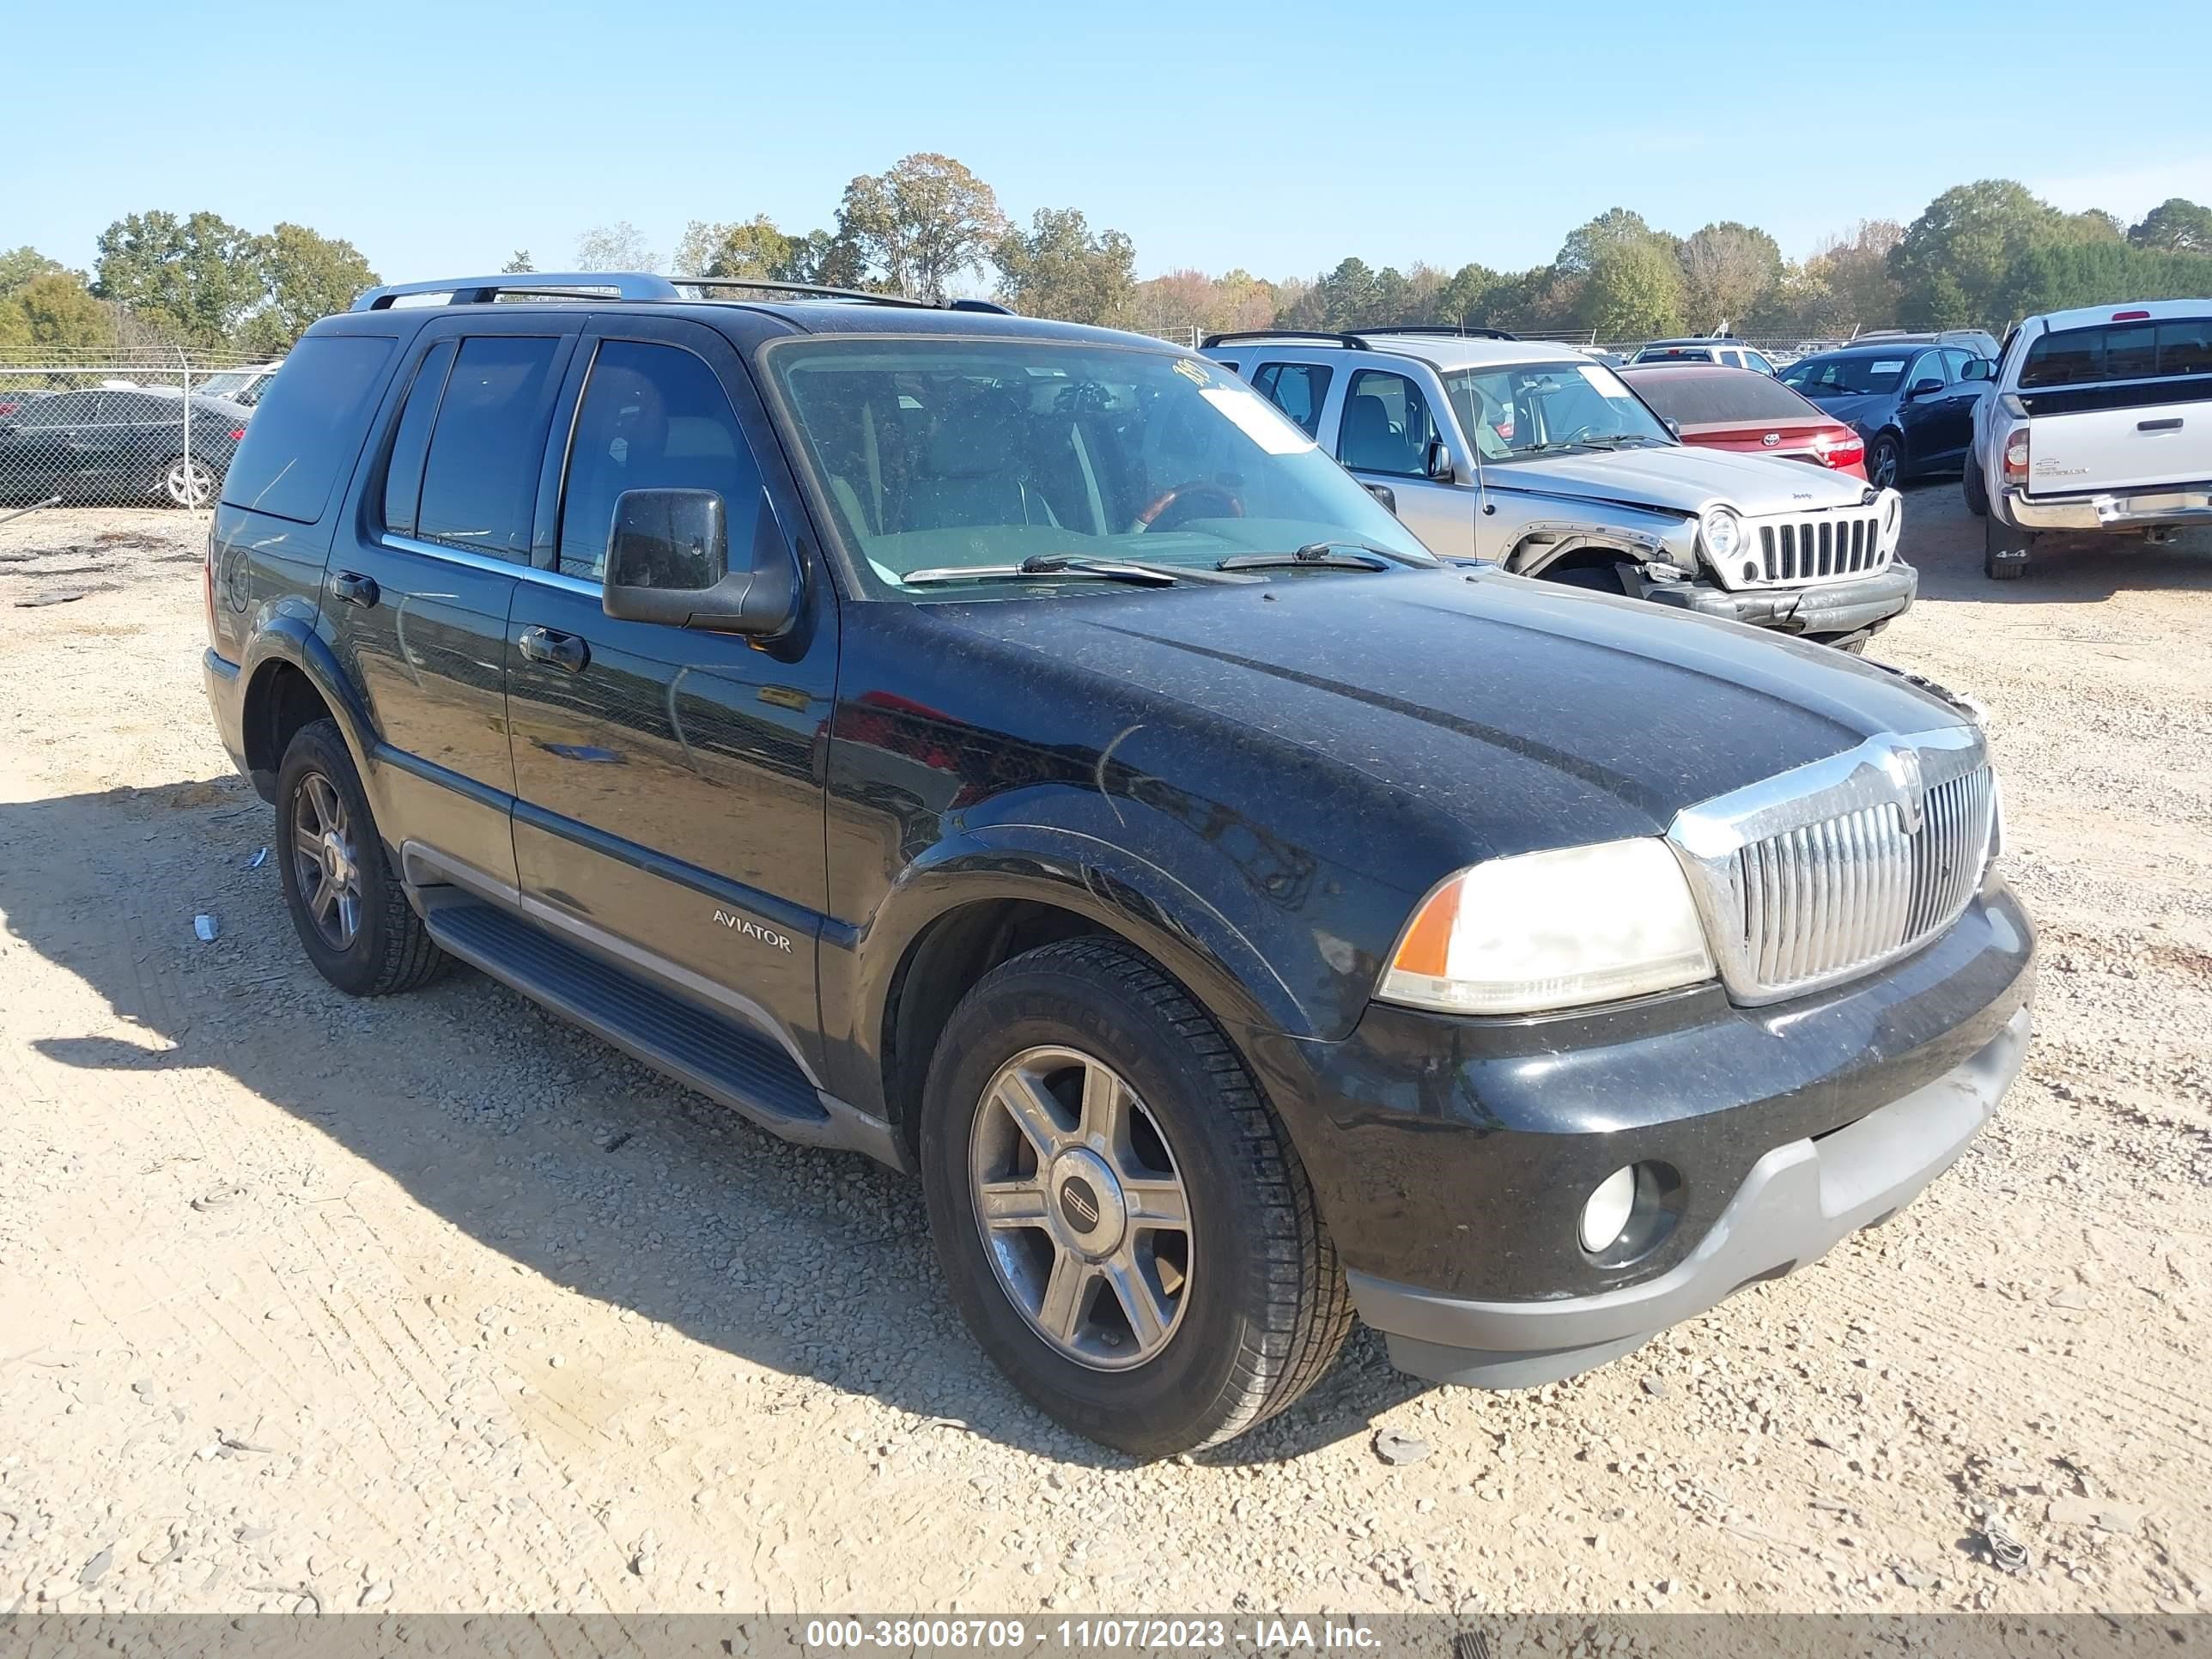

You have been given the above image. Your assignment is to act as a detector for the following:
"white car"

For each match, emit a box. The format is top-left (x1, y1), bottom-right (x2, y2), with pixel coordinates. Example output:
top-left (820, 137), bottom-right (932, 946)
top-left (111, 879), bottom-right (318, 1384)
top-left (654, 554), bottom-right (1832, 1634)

top-left (1971, 300), bottom-right (2212, 578)
top-left (192, 362), bottom-right (283, 408)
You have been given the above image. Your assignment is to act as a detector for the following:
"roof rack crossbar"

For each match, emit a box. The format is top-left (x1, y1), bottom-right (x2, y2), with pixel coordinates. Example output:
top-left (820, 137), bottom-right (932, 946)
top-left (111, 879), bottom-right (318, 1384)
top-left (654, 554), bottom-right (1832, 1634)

top-left (351, 273), bottom-right (682, 310)
top-left (1346, 324), bottom-right (1519, 341)
top-left (1199, 330), bottom-right (1373, 350)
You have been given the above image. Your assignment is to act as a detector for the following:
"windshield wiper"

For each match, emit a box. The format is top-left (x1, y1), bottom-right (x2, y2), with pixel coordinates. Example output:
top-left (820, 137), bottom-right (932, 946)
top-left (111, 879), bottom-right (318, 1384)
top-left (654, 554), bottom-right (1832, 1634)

top-left (1569, 434), bottom-right (1662, 450)
top-left (901, 554), bottom-right (1243, 587)
top-left (1215, 540), bottom-right (1397, 572)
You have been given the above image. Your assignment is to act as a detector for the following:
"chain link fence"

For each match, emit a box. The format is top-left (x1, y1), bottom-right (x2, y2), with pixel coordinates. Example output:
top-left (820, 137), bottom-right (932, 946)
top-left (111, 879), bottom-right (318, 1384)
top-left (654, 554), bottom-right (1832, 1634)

top-left (0, 348), bottom-right (276, 519)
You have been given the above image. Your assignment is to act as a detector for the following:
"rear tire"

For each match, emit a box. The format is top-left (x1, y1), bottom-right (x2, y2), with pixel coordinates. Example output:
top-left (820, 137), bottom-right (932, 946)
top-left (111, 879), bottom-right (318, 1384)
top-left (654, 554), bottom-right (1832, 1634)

top-left (1962, 450), bottom-right (1989, 517)
top-left (919, 937), bottom-right (1352, 1457)
top-left (1984, 513), bottom-right (2033, 580)
top-left (276, 719), bottom-right (452, 996)
top-left (160, 455), bottom-right (216, 508)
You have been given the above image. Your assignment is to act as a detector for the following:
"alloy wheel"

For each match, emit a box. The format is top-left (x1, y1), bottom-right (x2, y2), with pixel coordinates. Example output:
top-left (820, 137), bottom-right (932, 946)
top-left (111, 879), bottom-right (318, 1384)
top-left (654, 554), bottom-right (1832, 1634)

top-left (968, 1045), bottom-right (1193, 1370)
top-left (165, 458), bottom-right (214, 507)
top-left (1870, 440), bottom-right (1899, 490)
top-left (291, 771), bottom-right (362, 950)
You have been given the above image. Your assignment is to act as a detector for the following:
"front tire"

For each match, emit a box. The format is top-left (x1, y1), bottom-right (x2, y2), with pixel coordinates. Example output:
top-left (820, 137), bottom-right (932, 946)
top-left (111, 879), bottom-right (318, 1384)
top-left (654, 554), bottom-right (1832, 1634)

top-left (919, 937), bottom-right (1352, 1457)
top-left (1869, 433), bottom-right (1903, 490)
top-left (276, 719), bottom-right (452, 996)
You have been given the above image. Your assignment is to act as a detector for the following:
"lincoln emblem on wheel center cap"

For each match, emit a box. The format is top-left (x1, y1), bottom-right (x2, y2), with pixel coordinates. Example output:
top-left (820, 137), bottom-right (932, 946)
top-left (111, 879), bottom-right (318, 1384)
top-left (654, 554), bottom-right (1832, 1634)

top-left (1058, 1176), bottom-right (1101, 1231)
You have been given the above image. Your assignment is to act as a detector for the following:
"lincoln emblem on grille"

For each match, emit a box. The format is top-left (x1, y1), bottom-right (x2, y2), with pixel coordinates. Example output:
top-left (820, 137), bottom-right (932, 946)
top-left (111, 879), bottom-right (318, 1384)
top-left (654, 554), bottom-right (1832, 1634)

top-left (1880, 743), bottom-right (1926, 833)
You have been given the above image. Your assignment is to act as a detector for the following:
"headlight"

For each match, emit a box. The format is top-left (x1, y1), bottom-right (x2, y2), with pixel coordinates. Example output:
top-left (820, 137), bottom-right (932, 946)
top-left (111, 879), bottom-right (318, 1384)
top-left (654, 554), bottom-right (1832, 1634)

top-left (1699, 506), bottom-right (1743, 562)
top-left (1379, 839), bottom-right (1717, 1015)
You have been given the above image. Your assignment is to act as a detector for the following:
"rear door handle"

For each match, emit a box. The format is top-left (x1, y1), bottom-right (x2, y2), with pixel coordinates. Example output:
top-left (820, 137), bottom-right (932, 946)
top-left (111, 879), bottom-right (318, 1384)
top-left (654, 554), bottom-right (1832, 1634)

top-left (2139, 417), bottom-right (2184, 432)
top-left (329, 571), bottom-right (380, 607)
top-left (517, 624), bottom-right (589, 672)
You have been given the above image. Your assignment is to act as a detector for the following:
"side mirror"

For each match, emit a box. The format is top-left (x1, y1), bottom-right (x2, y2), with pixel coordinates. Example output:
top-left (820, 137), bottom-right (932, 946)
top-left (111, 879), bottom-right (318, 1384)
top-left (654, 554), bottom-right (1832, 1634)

top-left (1663, 417), bottom-right (1683, 438)
top-left (1908, 378), bottom-right (1944, 400)
top-left (1960, 359), bottom-right (1992, 381)
top-left (1362, 481), bottom-right (1398, 514)
top-left (1423, 435), bottom-right (1456, 482)
top-left (602, 487), bottom-right (798, 635)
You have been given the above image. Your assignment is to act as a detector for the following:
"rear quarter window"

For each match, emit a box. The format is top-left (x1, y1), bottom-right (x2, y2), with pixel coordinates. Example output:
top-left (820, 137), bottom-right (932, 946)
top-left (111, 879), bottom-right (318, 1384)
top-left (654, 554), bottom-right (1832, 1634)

top-left (219, 335), bottom-right (398, 524)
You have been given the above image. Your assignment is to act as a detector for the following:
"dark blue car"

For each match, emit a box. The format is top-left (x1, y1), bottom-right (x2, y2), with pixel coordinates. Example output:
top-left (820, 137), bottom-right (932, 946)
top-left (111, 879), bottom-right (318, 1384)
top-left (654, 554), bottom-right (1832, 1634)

top-left (1780, 342), bottom-right (1996, 489)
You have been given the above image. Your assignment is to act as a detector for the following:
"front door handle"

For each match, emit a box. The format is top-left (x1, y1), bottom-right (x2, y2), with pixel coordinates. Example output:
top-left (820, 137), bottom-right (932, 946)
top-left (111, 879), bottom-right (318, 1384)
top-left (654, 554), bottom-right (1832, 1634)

top-left (517, 624), bottom-right (589, 672)
top-left (330, 571), bottom-right (380, 608)
top-left (2139, 417), bottom-right (2184, 433)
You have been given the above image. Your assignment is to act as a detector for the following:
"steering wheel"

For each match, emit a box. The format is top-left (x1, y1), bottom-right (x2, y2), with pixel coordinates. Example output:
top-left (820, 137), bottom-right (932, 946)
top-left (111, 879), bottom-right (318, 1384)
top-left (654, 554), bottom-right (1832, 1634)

top-left (1134, 480), bottom-right (1243, 533)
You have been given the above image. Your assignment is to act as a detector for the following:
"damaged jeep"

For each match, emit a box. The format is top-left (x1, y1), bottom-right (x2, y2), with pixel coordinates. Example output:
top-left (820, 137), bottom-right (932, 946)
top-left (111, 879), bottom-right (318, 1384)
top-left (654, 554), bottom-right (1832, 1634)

top-left (1202, 328), bottom-right (1915, 649)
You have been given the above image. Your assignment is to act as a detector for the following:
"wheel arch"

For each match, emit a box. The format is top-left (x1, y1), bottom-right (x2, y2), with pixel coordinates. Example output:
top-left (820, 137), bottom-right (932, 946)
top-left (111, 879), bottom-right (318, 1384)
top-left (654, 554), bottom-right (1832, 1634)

top-left (239, 619), bottom-right (375, 800)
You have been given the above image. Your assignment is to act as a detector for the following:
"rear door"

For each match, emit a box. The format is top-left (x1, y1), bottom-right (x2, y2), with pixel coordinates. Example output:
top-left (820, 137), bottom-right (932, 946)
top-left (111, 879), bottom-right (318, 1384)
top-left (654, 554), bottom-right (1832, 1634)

top-left (327, 313), bottom-right (580, 886)
top-left (503, 315), bottom-right (835, 1073)
top-left (2016, 316), bottom-right (2212, 494)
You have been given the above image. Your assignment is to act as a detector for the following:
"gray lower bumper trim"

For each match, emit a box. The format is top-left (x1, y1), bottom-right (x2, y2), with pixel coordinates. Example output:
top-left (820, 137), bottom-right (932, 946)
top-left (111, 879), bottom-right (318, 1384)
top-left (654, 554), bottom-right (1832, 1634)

top-left (1641, 562), bottom-right (1917, 636)
top-left (1351, 1005), bottom-right (2031, 1390)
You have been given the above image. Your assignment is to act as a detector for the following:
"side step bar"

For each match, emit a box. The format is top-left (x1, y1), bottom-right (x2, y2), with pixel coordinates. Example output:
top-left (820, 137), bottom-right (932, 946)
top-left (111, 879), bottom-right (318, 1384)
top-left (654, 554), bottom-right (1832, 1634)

top-left (416, 895), bottom-right (905, 1169)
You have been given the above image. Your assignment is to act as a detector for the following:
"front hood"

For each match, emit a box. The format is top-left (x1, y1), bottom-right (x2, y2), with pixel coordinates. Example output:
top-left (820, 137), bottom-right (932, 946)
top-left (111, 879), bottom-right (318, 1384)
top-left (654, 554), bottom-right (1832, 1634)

top-left (940, 568), bottom-right (1970, 859)
top-left (1490, 444), bottom-right (1873, 515)
top-left (1797, 390), bottom-right (1892, 429)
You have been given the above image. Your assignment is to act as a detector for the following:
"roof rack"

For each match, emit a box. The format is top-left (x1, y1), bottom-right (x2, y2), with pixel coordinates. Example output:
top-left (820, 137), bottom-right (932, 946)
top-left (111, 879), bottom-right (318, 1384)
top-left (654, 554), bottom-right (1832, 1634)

top-left (351, 271), bottom-right (1018, 315)
top-left (1348, 324), bottom-right (1519, 341)
top-left (1200, 329), bottom-right (1373, 351)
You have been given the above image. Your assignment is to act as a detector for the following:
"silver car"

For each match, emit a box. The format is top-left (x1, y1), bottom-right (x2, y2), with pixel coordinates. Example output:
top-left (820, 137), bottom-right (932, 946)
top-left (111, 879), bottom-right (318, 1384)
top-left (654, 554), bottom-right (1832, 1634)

top-left (1200, 329), bottom-right (1915, 650)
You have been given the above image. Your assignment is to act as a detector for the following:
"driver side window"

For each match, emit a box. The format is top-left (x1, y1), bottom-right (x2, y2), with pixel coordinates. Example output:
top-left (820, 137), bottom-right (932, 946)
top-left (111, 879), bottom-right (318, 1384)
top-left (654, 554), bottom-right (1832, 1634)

top-left (1909, 351), bottom-right (1950, 392)
top-left (1337, 370), bottom-right (1436, 478)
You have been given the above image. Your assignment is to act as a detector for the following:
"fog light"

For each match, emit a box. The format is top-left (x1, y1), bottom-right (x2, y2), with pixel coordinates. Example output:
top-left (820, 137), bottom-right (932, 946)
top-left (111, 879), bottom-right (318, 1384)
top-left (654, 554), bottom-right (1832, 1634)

top-left (1580, 1165), bottom-right (1638, 1254)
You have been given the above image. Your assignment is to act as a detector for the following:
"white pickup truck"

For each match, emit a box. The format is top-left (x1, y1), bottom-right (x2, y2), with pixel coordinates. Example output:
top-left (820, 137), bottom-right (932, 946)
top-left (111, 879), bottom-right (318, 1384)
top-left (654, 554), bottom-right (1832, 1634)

top-left (1971, 300), bottom-right (2212, 578)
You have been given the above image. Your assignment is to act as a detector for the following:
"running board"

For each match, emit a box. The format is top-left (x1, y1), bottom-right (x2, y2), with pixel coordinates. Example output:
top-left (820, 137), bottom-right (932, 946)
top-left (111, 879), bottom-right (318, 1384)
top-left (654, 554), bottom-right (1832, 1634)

top-left (417, 896), bottom-right (905, 1169)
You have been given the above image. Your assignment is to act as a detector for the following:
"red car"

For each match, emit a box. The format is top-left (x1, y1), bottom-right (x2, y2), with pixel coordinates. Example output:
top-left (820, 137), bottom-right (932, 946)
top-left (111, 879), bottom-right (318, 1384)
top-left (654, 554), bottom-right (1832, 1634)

top-left (1619, 363), bottom-right (1868, 481)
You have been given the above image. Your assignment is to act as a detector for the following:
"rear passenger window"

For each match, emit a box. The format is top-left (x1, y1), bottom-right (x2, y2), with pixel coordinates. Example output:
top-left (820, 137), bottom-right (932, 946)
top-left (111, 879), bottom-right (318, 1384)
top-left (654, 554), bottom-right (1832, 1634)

top-left (1250, 362), bottom-right (1333, 438)
top-left (2022, 319), bottom-right (2212, 387)
top-left (218, 334), bottom-right (398, 524)
top-left (2161, 319), bottom-right (2212, 376)
top-left (556, 340), bottom-right (762, 580)
top-left (416, 336), bottom-right (562, 561)
top-left (381, 339), bottom-right (455, 538)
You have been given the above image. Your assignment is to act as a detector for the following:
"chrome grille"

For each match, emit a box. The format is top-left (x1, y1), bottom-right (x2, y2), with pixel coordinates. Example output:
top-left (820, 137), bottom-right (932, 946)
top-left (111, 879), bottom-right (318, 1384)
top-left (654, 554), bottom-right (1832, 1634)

top-left (1753, 511), bottom-right (1887, 584)
top-left (1668, 729), bottom-right (1996, 1003)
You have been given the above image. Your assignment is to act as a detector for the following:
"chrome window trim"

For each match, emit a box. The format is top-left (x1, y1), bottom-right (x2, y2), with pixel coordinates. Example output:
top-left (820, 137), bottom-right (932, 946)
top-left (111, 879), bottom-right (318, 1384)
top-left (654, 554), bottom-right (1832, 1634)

top-left (1668, 725), bottom-right (1991, 1005)
top-left (380, 532), bottom-right (601, 597)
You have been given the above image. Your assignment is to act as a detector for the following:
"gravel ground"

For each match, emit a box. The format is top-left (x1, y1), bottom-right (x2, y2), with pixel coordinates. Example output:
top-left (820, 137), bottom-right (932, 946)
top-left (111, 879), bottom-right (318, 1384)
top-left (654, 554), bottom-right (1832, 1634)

top-left (1, 489), bottom-right (2207, 1620)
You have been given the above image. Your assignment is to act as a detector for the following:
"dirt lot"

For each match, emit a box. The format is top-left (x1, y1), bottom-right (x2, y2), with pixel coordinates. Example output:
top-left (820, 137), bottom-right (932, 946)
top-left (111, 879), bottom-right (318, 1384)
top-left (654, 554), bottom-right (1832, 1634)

top-left (2, 489), bottom-right (2208, 1620)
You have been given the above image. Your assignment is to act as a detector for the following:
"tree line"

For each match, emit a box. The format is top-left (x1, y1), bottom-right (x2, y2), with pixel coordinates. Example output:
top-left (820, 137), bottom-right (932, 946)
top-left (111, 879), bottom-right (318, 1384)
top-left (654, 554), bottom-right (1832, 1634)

top-left (7, 161), bottom-right (2212, 360)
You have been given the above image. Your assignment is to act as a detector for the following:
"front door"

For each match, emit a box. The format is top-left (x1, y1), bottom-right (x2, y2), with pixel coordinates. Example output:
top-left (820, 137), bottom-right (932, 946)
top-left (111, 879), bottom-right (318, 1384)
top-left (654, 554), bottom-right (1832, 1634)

top-left (325, 316), bottom-right (580, 886)
top-left (504, 317), bottom-right (836, 1073)
top-left (1333, 366), bottom-right (1477, 556)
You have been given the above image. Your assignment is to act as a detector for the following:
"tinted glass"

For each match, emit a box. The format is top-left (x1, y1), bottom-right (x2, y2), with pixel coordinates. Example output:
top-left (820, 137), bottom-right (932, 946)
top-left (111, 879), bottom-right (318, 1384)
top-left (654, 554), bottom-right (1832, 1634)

top-left (219, 335), bottom-right (398, 523)
top-left (769, 339), bottom-right (1431, 596)
top-left (381, 339), bottom-right (455, 538)
top-left (2021, 319), bottom-right (2212, 387)
top-left (416, 336), bottom-right (562, 560)
top-left (558, 341), bottom-right (762, 580)
top-left (1624, 368), bottom-right (1826, 424)
top-left (1340, 370), bottom-right (1440, 476)
top-left (1250, 362), bottom-right (1334, 438)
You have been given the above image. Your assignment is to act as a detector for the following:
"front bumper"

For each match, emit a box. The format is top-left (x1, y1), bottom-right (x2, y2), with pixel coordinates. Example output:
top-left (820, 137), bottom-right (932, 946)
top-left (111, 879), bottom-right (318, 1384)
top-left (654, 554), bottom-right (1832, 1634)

top-left (1242, 881), bottom-right (2034, 1390)
top-left (1999, 483), bottom-right (2212, 532)
top-left (1635, 560), bottom-right (1917, 639)
top-left (1357, 1006), bottom-right (2028, 1388)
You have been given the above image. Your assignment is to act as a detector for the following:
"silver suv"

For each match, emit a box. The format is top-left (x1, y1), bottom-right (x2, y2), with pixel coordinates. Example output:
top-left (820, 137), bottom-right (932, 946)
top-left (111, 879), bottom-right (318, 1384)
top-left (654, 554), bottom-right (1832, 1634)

top-left (1200, 329), bottom-right (1916, 649)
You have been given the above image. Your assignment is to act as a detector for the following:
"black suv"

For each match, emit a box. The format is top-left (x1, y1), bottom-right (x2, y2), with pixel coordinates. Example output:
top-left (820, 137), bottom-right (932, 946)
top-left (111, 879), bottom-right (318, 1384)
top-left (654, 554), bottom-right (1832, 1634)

top-left (204, 273), bottom-right (2035, 1456)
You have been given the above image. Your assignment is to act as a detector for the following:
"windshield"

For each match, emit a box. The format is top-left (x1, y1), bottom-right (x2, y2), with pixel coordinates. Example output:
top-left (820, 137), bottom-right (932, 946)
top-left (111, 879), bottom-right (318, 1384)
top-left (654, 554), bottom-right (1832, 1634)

top-left (1783, 355), bottom-right (1908, 397)
top-left (1438, 361), bottom-right (1673, 461)
top-left (768, 339), bottom-right (1434, 597)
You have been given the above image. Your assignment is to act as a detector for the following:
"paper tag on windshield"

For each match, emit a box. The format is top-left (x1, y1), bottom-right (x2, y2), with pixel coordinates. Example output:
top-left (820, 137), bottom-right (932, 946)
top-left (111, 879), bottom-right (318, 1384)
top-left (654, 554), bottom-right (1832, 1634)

top-left (1200, 386), bottom-right (1316, 455)
top-left (1578, 364), bottom-right (1633, 398)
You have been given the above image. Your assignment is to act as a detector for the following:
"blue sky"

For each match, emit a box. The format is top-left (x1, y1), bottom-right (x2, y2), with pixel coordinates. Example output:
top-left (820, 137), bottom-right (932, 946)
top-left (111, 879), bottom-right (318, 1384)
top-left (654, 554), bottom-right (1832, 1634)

top-left (11, 0), bottom-right (2209, 290)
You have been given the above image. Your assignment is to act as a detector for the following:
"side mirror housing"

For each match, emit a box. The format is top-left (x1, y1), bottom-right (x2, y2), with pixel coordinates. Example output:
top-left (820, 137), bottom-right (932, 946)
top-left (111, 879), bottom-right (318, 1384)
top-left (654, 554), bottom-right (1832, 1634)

top-left (1907, 377), bottom-right (1944, 400)
top-left (1362, 481), bottom-right (1398, 514)
top-left (1423, 435), bottom-right (1457, 482)
top-left (601, 488), bottom-right (797, 635)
